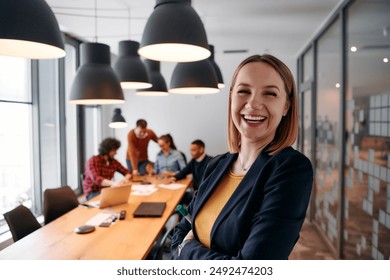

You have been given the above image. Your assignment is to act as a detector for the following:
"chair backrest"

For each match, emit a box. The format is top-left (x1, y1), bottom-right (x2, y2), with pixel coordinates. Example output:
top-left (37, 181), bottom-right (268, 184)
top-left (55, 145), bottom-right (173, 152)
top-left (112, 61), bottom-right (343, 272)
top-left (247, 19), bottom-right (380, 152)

top-left (43, 186), bottom-right (79, 224)
top-left (3, 204), bottom-right (42, 242)
top-left (148, 212), bottom-right (180, 260)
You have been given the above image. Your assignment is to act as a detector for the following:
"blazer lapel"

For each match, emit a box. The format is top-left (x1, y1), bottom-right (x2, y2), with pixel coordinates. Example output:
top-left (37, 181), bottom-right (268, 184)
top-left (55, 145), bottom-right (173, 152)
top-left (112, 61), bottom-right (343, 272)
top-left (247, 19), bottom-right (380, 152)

top-left (192, 153), bottom-right (236, 220)
top-left (210, 151), bottom-right (271, 240)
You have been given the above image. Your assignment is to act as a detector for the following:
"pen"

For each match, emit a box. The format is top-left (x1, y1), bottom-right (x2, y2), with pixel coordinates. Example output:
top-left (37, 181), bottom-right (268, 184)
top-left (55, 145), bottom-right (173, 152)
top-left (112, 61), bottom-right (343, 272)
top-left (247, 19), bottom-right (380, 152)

top-left (176, 204), bottom-right (191, 223)
top-left (79, 203), bottom-right (91, 208)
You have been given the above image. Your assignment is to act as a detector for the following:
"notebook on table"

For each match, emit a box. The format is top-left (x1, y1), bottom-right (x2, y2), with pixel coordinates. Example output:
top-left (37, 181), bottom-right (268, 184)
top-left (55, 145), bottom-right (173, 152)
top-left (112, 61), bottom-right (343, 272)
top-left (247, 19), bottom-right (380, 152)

top-left (133, 202), bottom-right (166, 217)
top-left (87, 185), bottom-right (132, 209)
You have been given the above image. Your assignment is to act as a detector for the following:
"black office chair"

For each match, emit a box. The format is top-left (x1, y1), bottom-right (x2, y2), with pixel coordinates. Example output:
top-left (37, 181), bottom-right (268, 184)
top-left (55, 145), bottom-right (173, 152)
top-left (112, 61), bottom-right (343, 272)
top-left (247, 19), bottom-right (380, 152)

top-left (3, 204), bottom-right (42, 242)
top-left (43, 186), bottom-right (79, 224)
top-left (147, 212), bottom-right (180, 260)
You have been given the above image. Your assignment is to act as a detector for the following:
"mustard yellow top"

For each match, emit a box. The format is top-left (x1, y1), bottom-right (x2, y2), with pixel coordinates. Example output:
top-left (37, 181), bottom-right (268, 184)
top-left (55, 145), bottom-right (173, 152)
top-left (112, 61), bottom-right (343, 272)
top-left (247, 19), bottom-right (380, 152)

top-left (194, 170), bottom-right (244, 248)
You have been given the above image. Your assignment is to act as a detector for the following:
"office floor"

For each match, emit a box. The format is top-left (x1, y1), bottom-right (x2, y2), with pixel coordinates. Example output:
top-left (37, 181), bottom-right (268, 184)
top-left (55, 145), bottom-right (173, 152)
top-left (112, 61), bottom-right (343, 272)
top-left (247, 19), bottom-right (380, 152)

top-left (289, 220), bottom-right (335, 260)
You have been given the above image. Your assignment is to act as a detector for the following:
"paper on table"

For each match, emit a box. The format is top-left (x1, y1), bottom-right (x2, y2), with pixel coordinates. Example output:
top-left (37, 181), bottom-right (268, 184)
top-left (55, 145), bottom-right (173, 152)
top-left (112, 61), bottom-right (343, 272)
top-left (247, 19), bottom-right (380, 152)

top-left (131, 184), bottom-right (156, 191)
top-left (85, 213), bottom-right (112, 226)
top-left (131, 184), bottom-right (158, 196)
top-left (158, 183), bottom-right (186, 190)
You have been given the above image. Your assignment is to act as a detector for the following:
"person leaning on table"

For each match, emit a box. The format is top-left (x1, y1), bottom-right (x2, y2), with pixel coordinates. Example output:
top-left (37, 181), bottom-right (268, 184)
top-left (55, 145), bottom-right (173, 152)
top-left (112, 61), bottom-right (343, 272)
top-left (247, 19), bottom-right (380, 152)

top-left (83, 138), bottom-right (132, 200)
top-left (172, 54), bottom-right (313, 260)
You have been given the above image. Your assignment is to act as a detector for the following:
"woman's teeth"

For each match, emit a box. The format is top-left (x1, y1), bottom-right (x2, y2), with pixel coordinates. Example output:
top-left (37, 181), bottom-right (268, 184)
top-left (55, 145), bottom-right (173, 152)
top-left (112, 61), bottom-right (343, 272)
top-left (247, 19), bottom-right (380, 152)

top-left (243, 115), bottom-right (266, 122)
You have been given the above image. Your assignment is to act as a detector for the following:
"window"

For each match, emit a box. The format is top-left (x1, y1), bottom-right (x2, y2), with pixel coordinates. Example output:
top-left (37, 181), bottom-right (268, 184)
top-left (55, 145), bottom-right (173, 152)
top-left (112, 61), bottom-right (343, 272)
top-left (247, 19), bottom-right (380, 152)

top-left (0, 57), bottom-right (33, 233)
top-left (38, 59), bottom-right (62, 193)
top-left (315, 18), bottom-right (342, 249)
top-left (65, 43), bottom-right (80, 191)
top-left (344, 0), bottom-right (390, 259)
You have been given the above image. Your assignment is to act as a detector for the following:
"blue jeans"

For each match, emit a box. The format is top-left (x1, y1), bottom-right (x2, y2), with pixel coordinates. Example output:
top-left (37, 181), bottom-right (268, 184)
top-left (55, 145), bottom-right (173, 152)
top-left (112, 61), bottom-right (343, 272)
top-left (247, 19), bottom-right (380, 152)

top-left (86, 191), bottom-right (100, 201)
top-left (126, 159), bottom-right (150, 175)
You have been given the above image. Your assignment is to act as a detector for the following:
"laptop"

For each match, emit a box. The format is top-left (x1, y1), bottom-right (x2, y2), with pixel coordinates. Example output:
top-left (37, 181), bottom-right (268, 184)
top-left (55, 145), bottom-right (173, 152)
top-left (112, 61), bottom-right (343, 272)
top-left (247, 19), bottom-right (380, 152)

top-left (133, 202), bottom-right (166, 217)
top-left (92, 185), bottom-right (132, 209)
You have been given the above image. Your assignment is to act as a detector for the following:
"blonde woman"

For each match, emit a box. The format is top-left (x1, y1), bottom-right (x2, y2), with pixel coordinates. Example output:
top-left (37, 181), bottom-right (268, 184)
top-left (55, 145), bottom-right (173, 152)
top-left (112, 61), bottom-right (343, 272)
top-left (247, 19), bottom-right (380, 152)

top-left (172, 54), bottom-right (313, 260)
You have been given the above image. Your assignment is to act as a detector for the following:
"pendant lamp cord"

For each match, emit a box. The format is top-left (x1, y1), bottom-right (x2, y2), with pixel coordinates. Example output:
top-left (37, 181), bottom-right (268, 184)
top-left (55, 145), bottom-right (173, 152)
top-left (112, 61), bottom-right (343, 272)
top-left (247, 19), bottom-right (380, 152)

top-left (128, 8), bottom-right (131, 39)
top-left (94, 0), bottom-right (98, 42)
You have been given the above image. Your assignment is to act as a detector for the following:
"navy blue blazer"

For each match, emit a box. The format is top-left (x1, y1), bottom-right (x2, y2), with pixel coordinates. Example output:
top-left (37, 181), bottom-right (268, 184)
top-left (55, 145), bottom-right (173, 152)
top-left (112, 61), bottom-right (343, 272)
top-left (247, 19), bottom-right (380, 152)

top-left (172, 147), bottom-right (313, 259)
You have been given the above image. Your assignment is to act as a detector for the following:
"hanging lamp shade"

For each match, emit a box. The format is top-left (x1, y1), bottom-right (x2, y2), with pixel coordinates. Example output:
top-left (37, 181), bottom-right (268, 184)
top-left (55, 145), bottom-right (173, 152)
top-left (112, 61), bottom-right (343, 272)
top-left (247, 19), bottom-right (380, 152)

top-left (136, 60), bottom-right (168, 96)
top-left (169, 59), bottom-right (219, 94)
top-left (109, 108), bottom-right (128, 128)
top-left (139, 0), bottom-right (210, 62)
top-left (113, 40), bottom-right (152, 90)
top-left (209, 45), bottom-right (225, 89)
top-left (0, 0), bottom-right (65, 59)
top-left (70, 43), bottom-right (125, 105)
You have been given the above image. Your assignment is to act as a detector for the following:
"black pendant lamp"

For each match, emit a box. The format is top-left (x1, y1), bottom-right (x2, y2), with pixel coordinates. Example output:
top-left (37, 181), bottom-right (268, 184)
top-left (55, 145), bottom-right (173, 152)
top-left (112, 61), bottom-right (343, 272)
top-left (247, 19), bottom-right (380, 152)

top-left (114, 40), bottom-right (152, 90)
top-left (0, 0), bottom-right (65, 59)
top-left (70, 43), bottom-right (125, 105)
top-left (139, 0), bottom-right (210, 62)
top-left (169, 59), bottom-right (219, 94)
top-left (209, 45), bottom-right (225, 89)
top-left (109, 108), bottom-right (128, 128)
top-left (136, 60), bottom-right (168, 96)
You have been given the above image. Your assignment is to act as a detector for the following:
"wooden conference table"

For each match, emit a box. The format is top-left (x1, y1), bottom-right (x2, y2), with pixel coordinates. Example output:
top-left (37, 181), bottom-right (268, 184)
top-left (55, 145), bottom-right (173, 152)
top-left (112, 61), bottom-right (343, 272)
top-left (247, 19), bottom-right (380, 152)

top-left (0, 176), bottom-right (191, 260)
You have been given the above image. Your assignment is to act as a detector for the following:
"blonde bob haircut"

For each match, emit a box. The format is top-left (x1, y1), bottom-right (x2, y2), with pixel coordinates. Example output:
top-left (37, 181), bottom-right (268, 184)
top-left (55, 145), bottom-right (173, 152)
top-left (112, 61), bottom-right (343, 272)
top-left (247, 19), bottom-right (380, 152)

top-left (227, 54), bottom-right (298, 155)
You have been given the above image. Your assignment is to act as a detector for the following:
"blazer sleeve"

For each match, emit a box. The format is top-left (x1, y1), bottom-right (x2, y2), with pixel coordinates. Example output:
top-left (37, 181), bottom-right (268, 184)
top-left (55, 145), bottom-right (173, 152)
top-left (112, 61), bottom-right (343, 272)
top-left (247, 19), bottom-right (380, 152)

top-left (177, 151), bottom-right (313, 260)
top-left (171, 190), bottom-right (196, 259)
top-left (171, 154), bottom-right (225, 258)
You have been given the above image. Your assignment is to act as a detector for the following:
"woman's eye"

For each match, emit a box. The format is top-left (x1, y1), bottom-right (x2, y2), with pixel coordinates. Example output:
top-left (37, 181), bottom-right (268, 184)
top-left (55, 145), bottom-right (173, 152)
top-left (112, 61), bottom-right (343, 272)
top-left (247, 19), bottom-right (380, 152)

top-left (237, 90), bottom-right (250, 94)
top-left (265, 92), bottom-right (277, 96)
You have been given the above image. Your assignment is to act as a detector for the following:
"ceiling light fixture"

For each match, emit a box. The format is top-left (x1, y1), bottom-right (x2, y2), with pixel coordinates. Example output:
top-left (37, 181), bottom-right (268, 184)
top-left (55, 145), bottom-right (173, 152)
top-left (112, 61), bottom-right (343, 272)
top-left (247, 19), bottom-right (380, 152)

top-left (0, 0), bottom-right (65, 59)
top-left (69, 0), bottom-right (124, 105)
top-left (69, 43), bottom-right (125, 104)
top-left (114, 40), bottom-right (152, 90)
top-left (383, 57), bottom-right (389, 63)
top-left (350, 46), bottom-right (358, 52)
top-left (209, 45), bottom-right (225, 89)
top-left (109, 108), bottom-right (128, 128)
top-left (169, 59), bottom-right (219, 94)
top-left (136, 60), bottom-right (168, 96)
top-left (139, 0), bottom-right (210, 62)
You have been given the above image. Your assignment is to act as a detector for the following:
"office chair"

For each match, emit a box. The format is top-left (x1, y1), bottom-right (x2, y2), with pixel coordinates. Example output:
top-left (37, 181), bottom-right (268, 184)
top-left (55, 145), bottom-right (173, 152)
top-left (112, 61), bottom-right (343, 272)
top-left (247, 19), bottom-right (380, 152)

top-left (147, 212), bottom-right (180, 260)
top-left (43, 186), bottom-right (79, 224)
top-left (3, 204), bottom-right (42, 242)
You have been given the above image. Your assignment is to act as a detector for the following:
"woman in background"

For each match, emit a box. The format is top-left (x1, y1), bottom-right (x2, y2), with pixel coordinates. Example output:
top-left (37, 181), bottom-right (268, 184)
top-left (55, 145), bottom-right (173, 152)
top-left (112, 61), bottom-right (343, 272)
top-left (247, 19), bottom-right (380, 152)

top-left (154, 134), bottom-right (186, 175)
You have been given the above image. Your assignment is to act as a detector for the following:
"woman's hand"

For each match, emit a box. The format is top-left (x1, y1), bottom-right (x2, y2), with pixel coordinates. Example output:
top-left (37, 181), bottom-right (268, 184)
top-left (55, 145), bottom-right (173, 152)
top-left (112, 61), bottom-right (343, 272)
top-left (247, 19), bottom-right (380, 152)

top-left (184, 230), bottom-right (194, 242)
top-left (178, 230), bottom-right (195, 256)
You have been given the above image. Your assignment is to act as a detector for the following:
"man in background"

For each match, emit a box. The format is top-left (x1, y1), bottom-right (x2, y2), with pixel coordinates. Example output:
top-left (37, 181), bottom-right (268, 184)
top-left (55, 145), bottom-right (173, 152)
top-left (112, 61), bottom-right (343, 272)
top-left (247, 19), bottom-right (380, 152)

top-left (83, 138), bottom-right (132, 200)
top-left (126, 119), bottom-right (158, 175)
top-left (167, 140), bottom-right (212, 205)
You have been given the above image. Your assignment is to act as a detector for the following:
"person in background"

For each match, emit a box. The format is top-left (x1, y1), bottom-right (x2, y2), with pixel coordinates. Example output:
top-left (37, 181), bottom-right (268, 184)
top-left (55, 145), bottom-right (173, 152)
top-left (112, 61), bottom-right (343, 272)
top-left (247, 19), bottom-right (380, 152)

top-left (172, 54), bottom-right (313, 260)
top-left (83, 138), bottom-right (132, 200)
top-left (126, 119), bottom-right (158, 175)
top-left (167, 139), bottom-right (212, 191)
top-left (154, 134), bottom-right (186, 175)
top-left (166, 139), bottom-right (213, 205)
top-left (165, 133), bottom-right (187, 165)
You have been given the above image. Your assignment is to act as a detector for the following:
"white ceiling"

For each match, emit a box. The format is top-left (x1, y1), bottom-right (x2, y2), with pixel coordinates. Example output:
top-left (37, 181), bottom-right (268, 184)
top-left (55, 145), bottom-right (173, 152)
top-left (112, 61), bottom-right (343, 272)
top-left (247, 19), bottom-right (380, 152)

top-left (46, 0), bottom-right (342, 71)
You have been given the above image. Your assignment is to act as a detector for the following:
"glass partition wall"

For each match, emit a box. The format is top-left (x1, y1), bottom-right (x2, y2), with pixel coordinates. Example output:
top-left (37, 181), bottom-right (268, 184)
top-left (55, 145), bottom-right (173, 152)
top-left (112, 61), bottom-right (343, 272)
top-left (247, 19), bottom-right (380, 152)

top-left (297, 0), bottom-right (390, 259)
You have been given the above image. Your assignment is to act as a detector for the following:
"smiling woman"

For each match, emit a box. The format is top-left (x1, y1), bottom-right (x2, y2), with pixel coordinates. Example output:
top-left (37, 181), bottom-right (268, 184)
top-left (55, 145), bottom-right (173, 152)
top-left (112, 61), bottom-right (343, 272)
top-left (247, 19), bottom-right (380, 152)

top-left (172, 54), bottom-right (313, 260)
